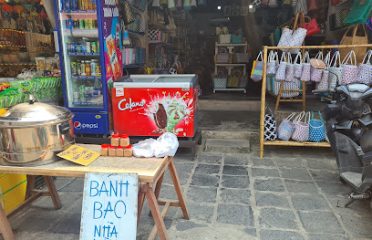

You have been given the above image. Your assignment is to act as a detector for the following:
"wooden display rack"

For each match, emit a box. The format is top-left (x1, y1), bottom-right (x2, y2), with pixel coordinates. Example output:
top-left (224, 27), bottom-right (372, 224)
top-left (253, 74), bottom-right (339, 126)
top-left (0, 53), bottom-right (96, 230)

top-left (259, 44), bottom-right (372, 159)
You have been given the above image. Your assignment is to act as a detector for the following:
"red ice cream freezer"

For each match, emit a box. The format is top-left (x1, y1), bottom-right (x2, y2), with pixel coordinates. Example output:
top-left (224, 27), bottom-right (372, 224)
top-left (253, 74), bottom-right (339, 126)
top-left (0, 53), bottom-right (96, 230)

top-left (111, 74), bottom-right (198, 137)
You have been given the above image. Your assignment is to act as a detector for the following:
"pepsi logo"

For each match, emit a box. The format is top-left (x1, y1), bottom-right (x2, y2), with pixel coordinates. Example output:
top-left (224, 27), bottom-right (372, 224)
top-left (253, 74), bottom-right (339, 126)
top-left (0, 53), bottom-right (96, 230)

top-left (74, 121), bottom-right (81, 130)
top-left (73, 121), bottom-right (99, 130)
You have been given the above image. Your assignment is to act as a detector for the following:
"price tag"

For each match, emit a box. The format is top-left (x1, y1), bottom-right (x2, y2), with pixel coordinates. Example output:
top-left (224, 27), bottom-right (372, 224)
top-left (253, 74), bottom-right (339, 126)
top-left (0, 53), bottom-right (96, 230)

top-left (116, 87), bottom-right (124, 97)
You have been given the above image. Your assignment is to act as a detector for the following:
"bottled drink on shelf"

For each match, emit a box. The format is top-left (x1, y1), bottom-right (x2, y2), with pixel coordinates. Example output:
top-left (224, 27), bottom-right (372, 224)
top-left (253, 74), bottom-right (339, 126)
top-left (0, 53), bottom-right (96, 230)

top-left (85, 60), bottom-right (91, 76)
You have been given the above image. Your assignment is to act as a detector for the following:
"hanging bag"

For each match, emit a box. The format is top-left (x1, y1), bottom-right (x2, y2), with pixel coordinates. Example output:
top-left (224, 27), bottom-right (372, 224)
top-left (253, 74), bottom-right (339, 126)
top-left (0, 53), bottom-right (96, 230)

top-left (277, 27), bottom-right (293, 51)
top-left (309, 111), bottom-right (326, 142)
top-left (275, 53), bottom-right (288, 81)
top-left (123, 1), bottom-right (135, 25)
top-left (316, 51), bottom-right (331, 91)
top-left (292, 111), bottom-right (310, 142)
top-left (328, 51), bottom-right (342, 91)
top-left (264, 107), bottom-right (277, 141)
top-left (290, 27), bottom-right (307, 54)
top-left (310, 51), bottom-right (324, 82)
top-left (340, 25), bottom-right (369, 63)
top-left (293, 52), bottom-right (303, 79)
top-left (278, 112), bottom-right (296, 141)
top-left (301, 16), bottom-right (321, 36)
top-left (251, 51), bottom-right (264, 82)
top-left (356, 50), bottom-right (372, 85)
top-left (301, 51), bottom-right (311, 81)
top-left (267, 51), bottom-right (279, 75)
top-left (343, 0), bottom-right (372, 25)
top-left (341, 50), bottom-right (359, 85)
top-left (285, 52), bottom-right (295, 82)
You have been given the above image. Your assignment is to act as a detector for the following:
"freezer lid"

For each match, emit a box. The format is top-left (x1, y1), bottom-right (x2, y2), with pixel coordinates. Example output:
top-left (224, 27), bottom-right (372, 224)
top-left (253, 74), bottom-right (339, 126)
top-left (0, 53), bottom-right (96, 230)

top-left (113, 74), bottom-right (197, 89)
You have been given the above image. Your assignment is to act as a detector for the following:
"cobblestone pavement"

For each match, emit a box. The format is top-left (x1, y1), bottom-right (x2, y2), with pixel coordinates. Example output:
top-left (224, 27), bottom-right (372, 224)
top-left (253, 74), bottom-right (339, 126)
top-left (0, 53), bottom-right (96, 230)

top-left (8, 145), bottom-right (372, 240)
top-left (6, 110), bottom-right (372, 240)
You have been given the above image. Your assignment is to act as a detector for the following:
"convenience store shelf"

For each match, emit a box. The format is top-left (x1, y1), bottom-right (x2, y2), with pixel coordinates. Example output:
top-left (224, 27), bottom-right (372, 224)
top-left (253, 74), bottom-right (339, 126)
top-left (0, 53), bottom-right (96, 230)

top-left (68, 52), bottom-right (100, 57)
top-left (64, 29), bottom-right (98, 38)
top-left (60, 11), bottom-right (97, 20)
top-left (72, 75), bottom-right (101, 81)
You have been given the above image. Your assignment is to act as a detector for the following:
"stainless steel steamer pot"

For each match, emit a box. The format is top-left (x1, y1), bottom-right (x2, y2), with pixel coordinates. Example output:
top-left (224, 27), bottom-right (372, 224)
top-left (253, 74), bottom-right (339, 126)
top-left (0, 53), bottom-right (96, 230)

top-left (0, 96), bottom-right (75, 166)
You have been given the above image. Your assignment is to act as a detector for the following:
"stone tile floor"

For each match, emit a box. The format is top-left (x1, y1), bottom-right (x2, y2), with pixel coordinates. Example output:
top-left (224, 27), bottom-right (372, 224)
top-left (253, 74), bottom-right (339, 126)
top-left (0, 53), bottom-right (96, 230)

top-left (7, 144), bottom-right (372, 240)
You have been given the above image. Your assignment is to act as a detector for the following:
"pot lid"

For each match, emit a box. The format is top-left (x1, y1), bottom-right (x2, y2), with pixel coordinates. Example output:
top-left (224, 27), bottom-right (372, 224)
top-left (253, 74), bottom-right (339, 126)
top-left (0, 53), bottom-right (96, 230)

top-left (0, 95), bottom-right (73, 127)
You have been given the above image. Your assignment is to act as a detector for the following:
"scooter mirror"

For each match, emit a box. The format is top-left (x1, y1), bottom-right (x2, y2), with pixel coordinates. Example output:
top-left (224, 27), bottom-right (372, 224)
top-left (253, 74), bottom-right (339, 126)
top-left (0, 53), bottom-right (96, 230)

top-left (310, 58), bottom-right (326, 69)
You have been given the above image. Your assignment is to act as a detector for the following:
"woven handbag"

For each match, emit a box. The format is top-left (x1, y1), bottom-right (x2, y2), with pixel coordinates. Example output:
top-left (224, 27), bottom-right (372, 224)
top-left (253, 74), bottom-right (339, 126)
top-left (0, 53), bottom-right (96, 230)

top-left (310, 51), bottom-right (324, 82)
top-left (341, 50), bottom-right (359, 85)
top-left (285, 52), bottom-right (295, 82)
top-left (251, 51), bottom-right (263, 82)
top-left (292, 112), bottom-right (310, 142)
top-left (264, 107), bottom-right (277, 141)
top-left (275, 53), bottom-right (288, 81)
top-left (280, 79), bottom-right (301, 98)
top-left (278, 112), bottom-right (296, 141)
top-left (267, 51), bottom-right (279, 75)
top-left (309, 111), bottom-right (326, 142)
top-left (277, 27), bottom-right (293, 51)
top-left (316, 51), bottom-right (331, 91)
top-left (328, 51), bottom-right (342, 91)
top-left (293, 52), bottom-right (303, 79)
top-left (356, 50), bottom-right (372, 85)
top-left (301, 51), bottom-right (311, 81)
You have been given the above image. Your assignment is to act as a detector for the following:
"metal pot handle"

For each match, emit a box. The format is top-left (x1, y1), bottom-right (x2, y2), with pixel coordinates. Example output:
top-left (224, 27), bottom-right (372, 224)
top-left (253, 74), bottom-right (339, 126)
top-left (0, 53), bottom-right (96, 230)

top-left (0, 149), bottom-right (50, 164)
top-left (28, 94), bottom-right (36, 105)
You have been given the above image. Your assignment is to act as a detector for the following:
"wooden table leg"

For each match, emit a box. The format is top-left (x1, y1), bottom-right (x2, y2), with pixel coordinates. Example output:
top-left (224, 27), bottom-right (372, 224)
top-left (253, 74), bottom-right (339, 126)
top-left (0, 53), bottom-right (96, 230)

top-left (25, 175), bottom-right (35, 199)
top-left (145, 185), bottom-right (169, 240)
top-left (154, 173), bottom-right (165, 200)
top-left (44, 177), bottom-right (62, 209)
top-left (137, 190), bottom-right (145, 225)
top-left (0, 203), bottom-right (15, 240)
top-left (168, 158), bottom-right (190, 220)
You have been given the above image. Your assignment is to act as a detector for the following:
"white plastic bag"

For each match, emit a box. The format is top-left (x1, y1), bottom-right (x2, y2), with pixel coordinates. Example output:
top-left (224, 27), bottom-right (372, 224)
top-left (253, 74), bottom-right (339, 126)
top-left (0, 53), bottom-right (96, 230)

top-left (132, 133), bottom-right (179, 158)
top-left (154, 133), bottom-right (179, 157)
top-left (132, 139), bottom-right (157, 158)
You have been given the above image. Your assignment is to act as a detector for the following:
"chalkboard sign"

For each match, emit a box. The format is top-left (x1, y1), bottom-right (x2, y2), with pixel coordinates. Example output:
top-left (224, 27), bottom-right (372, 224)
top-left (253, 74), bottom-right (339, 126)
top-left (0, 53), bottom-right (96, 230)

top-left (80, 173), bottom-right (139, 240)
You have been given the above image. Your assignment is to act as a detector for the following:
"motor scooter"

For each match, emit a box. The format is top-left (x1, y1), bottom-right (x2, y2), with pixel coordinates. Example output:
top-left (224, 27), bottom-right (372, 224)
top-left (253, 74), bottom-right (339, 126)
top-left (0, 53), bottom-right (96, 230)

top-left (323, 84), bottom-right (372, 207)
top-left (311, 57), bottom-right (372, 207)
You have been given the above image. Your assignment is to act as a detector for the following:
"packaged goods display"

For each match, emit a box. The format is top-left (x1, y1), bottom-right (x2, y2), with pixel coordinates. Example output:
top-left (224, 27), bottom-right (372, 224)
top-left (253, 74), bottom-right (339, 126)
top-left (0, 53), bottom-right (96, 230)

top-left (62, 0), bottom-right (97, 11)
top-left (100, 134), bottom-right (132, 157)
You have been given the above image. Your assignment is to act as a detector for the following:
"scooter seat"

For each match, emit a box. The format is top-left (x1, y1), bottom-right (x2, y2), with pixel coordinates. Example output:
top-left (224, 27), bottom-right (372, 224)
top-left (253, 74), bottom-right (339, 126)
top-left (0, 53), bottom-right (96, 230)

top-left (340, 171), bottom-right (362, 189)
top-left (347, 84), bottom-right (370, 93)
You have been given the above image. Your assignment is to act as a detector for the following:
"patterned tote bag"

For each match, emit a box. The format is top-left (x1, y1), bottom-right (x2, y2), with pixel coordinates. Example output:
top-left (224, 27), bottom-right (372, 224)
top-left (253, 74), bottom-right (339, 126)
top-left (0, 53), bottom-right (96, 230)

top-left (292, 112), bottom-right (310, 142)
top-left (293, 52), bottom-right (303, 79)
top-left (264, 107), bottom-right (277, 141)
top-left (301, 51), bottom-right (311, 81)
top-left (328, 51), bottom-right (342, 91)
top-left (356, 50), bottom-right (372, 85)
top-left (316, 51), bottom-right (331, 91)
top-left (275, 53), bottom-right (288, 81)
top-left (341, 50), bottom-right (359, 85)
top-left (310, 51), bottom-right (324, 82)
top-left (267, 51), bottom-right (279, 75)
